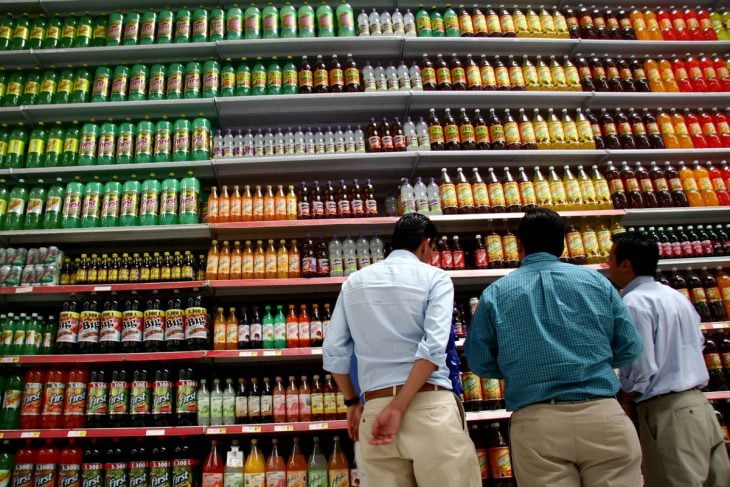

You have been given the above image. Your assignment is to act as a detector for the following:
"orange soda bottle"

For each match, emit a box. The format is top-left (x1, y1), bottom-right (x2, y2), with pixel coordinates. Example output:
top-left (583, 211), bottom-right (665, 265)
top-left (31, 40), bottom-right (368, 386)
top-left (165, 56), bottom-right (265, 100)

top-left (276, 240), bottom-right (289, 279)
top-left (217, 241), bottom-right (231, 280)
top-left (230, 241), bottom-right (242, 279)
top-left (286, 437), bottom-right (308, 487)
top-left (656, 108), bottom-right (681, 148)
top-left (242, 185), bottom-right (253, 221)
top-left (716, 267), bottom-right (730, 319)
top-left (669, 108), bottom-right (695, 148)
top-left (657, 56), bottom-right (680, 92)
top-left (629, 7), bottom-right (650, 40)
top-left (678, 161), bottom-right (705, 206)
top-left (226, 307), bottom-right (238, 350)
top-left (242, 240), bottom-right (254, 279)
top-left (328, 435), bottom-right (350, 487)
top-left (692, 160), bottom-right (720, 206)
top-left (643, 56), bottom-right (666, 92)
top-left (205, 240), bottom-right (220, 280)
top-left (243, 439), bottom-right (266, 487)
top-left (207, 186), bottom-right (220, 223)
top-left (213, 307), bottom-right (226, 351)
top-left (264, 239), bottom-right (277, 279)
top-left (642, 8), bottom-right (664, 40)
top-left (218, 185), bottom-right (230, 222)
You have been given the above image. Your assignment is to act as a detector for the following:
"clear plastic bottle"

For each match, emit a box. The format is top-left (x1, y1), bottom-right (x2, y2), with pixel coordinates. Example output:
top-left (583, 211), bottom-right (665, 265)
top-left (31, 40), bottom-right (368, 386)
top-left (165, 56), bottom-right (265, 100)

top-left (285, 128), bottom-right (296, 154)
top-left (273, 129), bottom-right (285, 155)
top-left (385, 63), bottom-right (399, 91)
top-left (400, 177), bottom-right (416, 214)
top-left (369, 9), bottom-right (382, 35)
top-left (324, 126), bottom-right (335, 154)
top-left (353, 125), bottom-right (366, 152)
top-left (357, 10), bottom-right (370, 36)
top-left (410, 61), bottom-right (423, 90)
top-left (356, 236), bottom-right (372, 269)
top-left (392, 8), bottom-right (405, 34)
top-left (213, 129), bottom-right (224, 158)
top-left (328, 237), bottom-right (343, 277)
top-left (243, 129), bottom-right (254, 157)
top-left (294, 126), bottom-right (306, 154)
top-left (334, 126), bottom-right (345, 153)
top-left (234, 130), bottom-right (244, 157)
top-left (370, 235), bottom-right (385, 263)
top-left (404, 9), bottom-right (417, 36)
top-left (344, 126), bottom-right (356, 152)
top-left (342, 236), bottom-right (358, 276)
top-left (253, 130), bottom-right (264, 156)
top-left (361, 62), bottom-right (376, 92)
top-left (413, 176), bottom-right (430, 214)
top-left (416, 117), bottom-right (431, 150)
top-left (222, 378), bottom-right (236, 425)
top-left (197, 379), bottom-right (210, 426)
top-left (427, 177), bottom-right (443, 214)
top-left (313, 129), bottom-right (325, 154)
top-left (210, 378), bottom-right (224, 426)
top-left (404, 117), bottom-right (418, 150)
top-left (374, 63), bottom-right (388, 91)
top-left (397, 62), bottom-right (412, 90)
top-left (380, 10), bottom-right (394, 35)
top-left (263, 129), bottom-right (275, 156)
top-left (223, 129), bottom-right (235, 158)
top-left (303, 128), bottom-right (314, 154)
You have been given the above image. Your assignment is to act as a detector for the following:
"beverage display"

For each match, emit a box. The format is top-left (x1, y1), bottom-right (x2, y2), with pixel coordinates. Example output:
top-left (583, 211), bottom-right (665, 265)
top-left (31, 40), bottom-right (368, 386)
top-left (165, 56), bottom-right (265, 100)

top-left (0, 246), bottom-right (63, 287)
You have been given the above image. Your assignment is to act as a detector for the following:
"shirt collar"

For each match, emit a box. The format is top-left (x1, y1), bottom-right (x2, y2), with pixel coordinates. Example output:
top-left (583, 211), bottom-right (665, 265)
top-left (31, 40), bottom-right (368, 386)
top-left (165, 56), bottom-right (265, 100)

top-left (620, 275), bottom-right (655, 296)
top-left (386, 249), bottom-right (421, 262)
top-left (520, 252), bottom-right (559, 267)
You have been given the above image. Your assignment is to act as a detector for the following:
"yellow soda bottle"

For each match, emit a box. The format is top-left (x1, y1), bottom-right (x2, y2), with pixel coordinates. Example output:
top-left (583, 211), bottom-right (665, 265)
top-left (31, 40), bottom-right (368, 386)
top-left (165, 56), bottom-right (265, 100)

top-left (533, 166), bottom-right (553, 207)
top-left (546, 108), bottom-right (566, 149)
top-left (574, 108), bottom-right (596, 150)
top-left (532, 109), bottom-right (551, 150)
top-left (535, 55), bottom-right (554, 90)
top-left (581, 221), bottom-right (602, 264)
top-left (562, 55), bottom-right (582, 91)
top-left (548, 165), bottom-right (568, 210)
top-left (591, 165), bottom-right (612, 209)
top-left (576, 165), bottom-right (598, 210)
top-left (549, 55), bottom-right (567, 91)
top-left (243, 439), bottom-right (266, 487)
top-left (595, 221), bottom-right (613, 260)
top-left (561, 109), bottom-right (580, 148)
top-left (562, 165), bottom-right (583, 210)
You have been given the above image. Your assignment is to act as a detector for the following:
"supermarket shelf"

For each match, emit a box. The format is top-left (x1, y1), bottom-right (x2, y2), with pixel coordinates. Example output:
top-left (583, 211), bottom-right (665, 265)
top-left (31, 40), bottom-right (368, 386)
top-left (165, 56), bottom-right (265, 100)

top-left (604, 148), bottom-right (730, 162)
top-left (0, 107), bottom-right (28, 125)
top-left (205, 421), bottom-right (347, 435)
top-left (212, 217), bottom-right (401, 241)
top-left (33, 43), bottom-right (219, 69)
top-left (447, 264), bottom-right (609, 286)
top-left (705, 391), bottom-right (730, 400)
top-left (22, 99), bottom-right (217, 124)
top-left (465, 410), bottom-right (512, 421)
top-left (623, 207), bottom-right (730, 226)
top-left (2, 0), bottom-right (43, 13)
top-left (0, 426), bottom-right (205, 440)
top-left (409, 90), bottom-right (591, 110)
top-left (217, 37), bottom-right (404, 60)
top-left (209, 277), bottom-right (346, 296)
top-left (656, 256), bottom-right (730, 270)
top-left (589, 92), bottom-right (730, 110)
top-left (402, 37), bottom-right (578, 57)
top-left (700, 322), bottom-right (730, 331)
top-left (415, 149), bottom-right (605, 168)
top-left (0, 224), bottom-right (211, 245)
top-left (0, 50), bottom-right (38, 69)
top-left (0, 350), bottom-right (207, 365)
top-left (0, 281), bottom-right (205, 301)
top-left (575, 40), bottom-right (730, 57)
top-left (215, 92), bottom-right (410, 128)
top-left (9, 160), bottom-right (216, 183)
top-left (207, 348), bottom-right (324, 364)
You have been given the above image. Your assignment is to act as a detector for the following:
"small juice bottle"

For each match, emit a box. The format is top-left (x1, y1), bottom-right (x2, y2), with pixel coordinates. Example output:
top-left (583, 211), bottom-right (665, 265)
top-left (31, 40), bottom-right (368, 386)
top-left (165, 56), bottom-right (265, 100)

top-left (683, 6), bottom-right (703, 40)
top-left (678, 161), bottom-right (704, 207)
top-left (696, 8), bottom-right (717, 40)
top-left (669, 108), bottom-right (695, 148)
top-left (206, 240), bottom-right (220, 280)
top-left (629, 7), bottom-right (650, 40)
top-left (656, 108), bottom-right (681, 148)
top-left (213, 307), bottom-right (226, 350)
top-left (697, 108), bottom-right (722, 148)
top-left (712, 55), bottom-right (730, 91)
top-left (577, 165), bottom-right (598, 210)
top-left (562, 165), bottom-right (583, 210)
top-left (692, 160), bottom-right (720, 206)
top-left (243, 439), bottom-right (266, 487)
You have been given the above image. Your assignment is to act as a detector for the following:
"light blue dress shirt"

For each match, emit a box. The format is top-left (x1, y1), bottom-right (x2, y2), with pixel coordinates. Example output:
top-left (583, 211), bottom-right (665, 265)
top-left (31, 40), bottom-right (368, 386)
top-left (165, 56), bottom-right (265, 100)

top-left (465, 252), bottom-right (643, 411)
top-left (322, 249), bottom-right (454, 393)
top-left (618, 276), bottom-right (709, 402)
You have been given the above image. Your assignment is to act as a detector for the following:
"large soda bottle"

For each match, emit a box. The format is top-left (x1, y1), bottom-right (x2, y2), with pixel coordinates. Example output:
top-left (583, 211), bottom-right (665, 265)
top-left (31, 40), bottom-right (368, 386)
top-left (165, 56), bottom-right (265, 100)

top-left (58, 442), bottom-right (82, 487)
top-left (37, 369), bottom-right (65, 429)
top-left (4, 181), bottom-right (28, 231)
top-left (62, 368), bottom-right (89, 429)
top-left (172, 443), bottom-right (196, 487)
top-left (99, 300), bottom-right (122, 354)
top-left (56, 301), bottom-right (80, 354)
top-left (165, 298), bottom-right (185, 352)
top-left (488, 422), bottom-right (515, 486)
top-left (143, 298), bottom-right (165, 353)
top-left (19, 370), bottom-right (45, 429)
top-left (203, 441), bottom-right (224, 487)
top-left (127, 443), bottom-right (148, 487)
top-left (80, 442), bottom-right (102, 487)
top-left (184, 295), bottom-right (209, 351)
top-left (78, 300), bottom-right (101, 354)
top-left (85, 370), bottom-right (108, 428)
top-left (129, 369), bottom-right (151, 427)
top-left (265, 439), bottom-right (285, 486)
top-left (10, 444), bottom-right (35, 487)
top-left (307, 437), bottom-right (328, 487)
top-left (107, 369), bottom-right (129, 427)
top-left (103, 442), bottom-right (127, 487)
top-left (328, 436), bottom-right (349, 487)
top-left (175, 368), bottom-right (197, 426)
top-left (23, 181), bottom-right (46, 230)
top-left (149, 443), bottom-right (171, 487)
top-left (152, 369), bottom-right (173, 426)
top-left (32, 442), bottom-right (58, 487)
top-left (121, 299), bottom-right (143, 353)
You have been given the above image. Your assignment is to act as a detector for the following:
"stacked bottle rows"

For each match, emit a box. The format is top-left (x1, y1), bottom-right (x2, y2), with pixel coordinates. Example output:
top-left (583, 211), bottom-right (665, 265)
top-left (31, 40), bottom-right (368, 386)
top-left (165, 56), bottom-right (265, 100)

top-left (0, 313), bottom-right (55, 356)
top-left (460, 371), bottom-right (505, 411)
top-left (0, 119), bottom-right (212, 169)
top-left (0, 246), bottom-right (63, 287)
top-left (703, 329), bottom-right (730, 391)
top-left (641, 224), bottom-right (730, 260)
top-left (0, 175), bottom-right (202, 231)
top-left (657, 267), bottom-right (730, 324)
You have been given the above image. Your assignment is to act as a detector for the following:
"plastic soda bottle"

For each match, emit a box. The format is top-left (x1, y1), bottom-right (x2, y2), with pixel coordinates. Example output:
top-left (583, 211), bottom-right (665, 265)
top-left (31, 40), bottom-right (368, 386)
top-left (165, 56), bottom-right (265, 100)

top-left (120, 178), bottom-right (141, 226)
top-left (243, 439), bottom-right (266, 487)
top-left (23, 181), bottom-right (46, 230)
top-left (265, 439), bottom-right (286, 486)
top-left (179, 173), bottom-right (201, 224)
top-left (80, 180), bottom-right (102, 228)
top-left (298, 2), bottom-right (316, 37)
top-left (286, 437), bottom-right (307, 486)
top-left (100, 179), bottom-right (121, 227)
top-left (139, 177), bottom-right (161, 226)
top-left (203, 440), bottom-right (224, 487)
top-left (43, 178), bottom-right (64, 229)
top-left (307, 437), bottom-right (328, 487)
top-left (328, 436), bottom-right (349, 487)
top-left (159, 176), bottom-right (179, 225)
top-left (4, 180), bottom-right (28, 230)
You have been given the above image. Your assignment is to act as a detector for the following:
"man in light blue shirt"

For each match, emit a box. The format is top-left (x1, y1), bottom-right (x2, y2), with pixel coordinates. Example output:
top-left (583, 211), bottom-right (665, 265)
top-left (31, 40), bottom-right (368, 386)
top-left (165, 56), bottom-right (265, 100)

top-left (323, 213), bottom-right (480, 487)
top-left (610, 232), bottom-right (730, 487)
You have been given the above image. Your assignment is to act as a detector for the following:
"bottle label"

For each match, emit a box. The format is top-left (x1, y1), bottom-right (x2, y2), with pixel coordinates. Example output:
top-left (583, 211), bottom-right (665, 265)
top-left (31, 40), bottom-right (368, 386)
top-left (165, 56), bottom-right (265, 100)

top-left (78, 310), bottom-right (101, 344)
top-left (488, 183), bottom-right (506, 207)
top-left (503, 182), bottom-right (520, 207)
top-left (504, 122), bottom-right (520, 145)
top-left (519, 181), bottom-right (536, 205)
top-left (143, 308), bottom-right (165, 343)
top-left (130, 381), bottom-right (150, 415)
top-left (428, 125), bottom-right (444, 144)
top-left (444, 124), bottom-right (459, 145)
top-left (108, 380), bottom-right (129, 415)
top-left (202, 473), bottom-right (223, 487)
top-left (153, 380), bottom-right (173, 414)
top-left (488, 446), bottom-right (513, 478)
top-left (121, 310), bottom-right (143, 343)
top-left (20, 381), bottom-right (43, 416)
top-left (86, 382), bottom-right (108, 417)
top-left (184, 307), bottom-right (208, 340)
top-left (57, 311), bottom-right (80, 344)
top-left (475, 125), bottom-right (489, 145)
top-left (285, 471), bottom-right (306, 487)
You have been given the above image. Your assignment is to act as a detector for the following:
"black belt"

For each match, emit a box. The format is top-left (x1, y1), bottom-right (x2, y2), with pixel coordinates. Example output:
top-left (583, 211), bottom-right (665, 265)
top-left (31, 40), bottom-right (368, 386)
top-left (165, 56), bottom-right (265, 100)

top-left (540, 396), bottom-right (613, 405)
top-left (640, 387), bottom-right (700, 403)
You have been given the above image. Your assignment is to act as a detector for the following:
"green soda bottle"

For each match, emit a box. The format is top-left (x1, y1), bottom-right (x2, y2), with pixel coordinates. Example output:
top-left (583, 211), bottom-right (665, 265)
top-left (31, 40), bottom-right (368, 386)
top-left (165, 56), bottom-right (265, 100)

top-left (179, 173), bottom-right (200, 224)
top-left (202, 60), bottom-right (220, 98)
top-left (80, 179), bottom-right (103, 228)
top-left (23, 180), bottom-right (46, 229)
top-left (115, 123), bottom-right (135, 164)
top-left (91, 66), bottom-right (111, 103)
top-left (4, 179), bottom-right (27, 230)
top-left (41, 317), bottom-right (57, 355)
top-left (120, 177), bottom-right (141, 226)
top-left (282, 57), bottom-right (298, 94)
top-left (244, 5), bottom-right (261, 39)
top-left (274, 305), bottom-right (286, 348)
top-left (443, 6), bottom-right (460, 36)
top-left (174, 9), bottom-right (191, 43)
top-left (184, 61), bottom-right (202, 99)
top-left (110, 65), bottom-right (130, 102)
top-left (28, 17), bottom-right (46, 49)
top-left (430, 8), bottom-right (445, 37)
top-left (91, 16), bottom-right (107, 46)
top-left (235, 62), bottom-right (251, 96)
top-left (0, 17), bottom-right (13, 49)
top-left (156, 10), bottom-right (173, 44)
top-left (10, 16), bottom-right (29, 50)
top-left (106, 12), bottom-right (123, 46)
top-left (128, 64), bottom-right (148, 101)
top-left (0, 180), bottom-right (7, 227)
top-left (159, 175), bottom-right (179, 225)
top-left (0, 375), bottom-right (22, 429)
top-left (100, 178), bottom-right (121, 227)
top-left (266, 59), bottom-right (283, 95)
top-left (298, 3), bottom-right (316, 38)
top-left (78, 123), bottom-right (99, 166)
top-left (316, 2), bottom-right (335, 37)
top-left (154, 120), bottom-right (172, 162)
top-left (20, 70), bottom-right (41, 105)
top-left (166, 63), bottom-right (183, 99)
top-left (226, 8), bottom-right (243, 40)
top-left (58, 16), bottom-right (77, 48)
top-left (61, 180), bottom-right (83, 228)
top-left (0, 315), bottom-right (14, 354)
top-left (3, 72), bottom-right (24, 107)
top-left (139, 11), bottom-right (157, 45)
top-left (262, 3), bottom-right (280, 38)
top-left (61, 126), bottom-right (80, 166)
top-left (22, 314), bottom-right (42, 355)
top-left (73, 15), bottom-right (93, 47)
top-left (192, 118), bottom-right (211, 160)
top-left (43, 178), bottom-right (64, 229)
top-left (251, 58), bottom-right (266, 96)
top-left (139, 176), bottom-right (161, 226)
top-left (173, 119), bottom-right (191, 161)
top-left (148, 64), bottom-right (167, 101)
top-left (191, 9), bottom-right (208, 42)
top-left (210, 9), bottom-right (226, 41)
top-left (336, 1), bottom-right (355, 36)
top-left (5, 129), bottom-right (27, 169)
top-left (262, 305), bottom-right (274, 348)
top-left (97, 123), bottom-right (117, 165)
top-left (220, 62), bottom-right (236, 97)
top-left (0, 130), bottom-right (7, 168)
top-left (122, 12), bottom-right (140, 45)
top-left (0, 73), bottom-right (6, 101)
top-left (70, 67), bottom-right (91, 103)
top-left (24, 129), bottom-right (46, 168)
top-left (53, 69), bottom-right (74, 104)
top-left (280, 3), bottom-right (297, 37)
top-left (134, 121), bottom-right (153, 163)
top-left (43, 126), bottom-right (64, 167)
top-left (42, 17), bottom-right (61, 49)
top-left (10, 315), bottom-right (26, 355)
top-left (37, 70), bottom-right (57, 105)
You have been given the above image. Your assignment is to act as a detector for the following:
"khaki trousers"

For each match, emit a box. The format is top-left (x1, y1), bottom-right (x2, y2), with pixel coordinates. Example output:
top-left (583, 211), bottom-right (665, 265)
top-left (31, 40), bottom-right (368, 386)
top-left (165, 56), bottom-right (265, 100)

top-left (637, 389), bottom-right (730, 487)
top-left (359, 390), bottom-right (481, 487)
top-left (510, 398), bottom-right (642, 487)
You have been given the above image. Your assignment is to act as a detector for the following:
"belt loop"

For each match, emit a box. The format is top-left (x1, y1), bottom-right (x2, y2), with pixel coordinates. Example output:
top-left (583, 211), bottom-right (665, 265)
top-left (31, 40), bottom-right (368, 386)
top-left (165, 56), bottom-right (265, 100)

top-left (549, 398), bottom-right (556, 405)
top-left (392, 385), bottom-right (397, 396)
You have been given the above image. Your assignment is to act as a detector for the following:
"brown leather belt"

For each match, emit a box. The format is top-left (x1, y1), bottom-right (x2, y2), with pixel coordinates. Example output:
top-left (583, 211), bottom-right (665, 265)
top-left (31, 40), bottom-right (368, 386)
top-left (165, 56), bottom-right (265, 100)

top-left (363, 383), bottom-right (451, 401)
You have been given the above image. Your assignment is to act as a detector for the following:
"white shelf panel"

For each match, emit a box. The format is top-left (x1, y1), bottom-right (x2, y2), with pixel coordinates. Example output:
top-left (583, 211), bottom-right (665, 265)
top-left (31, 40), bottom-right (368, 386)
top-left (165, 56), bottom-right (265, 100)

top-left (33, 43), bottom-right (219, 68)
top-left (22, 99), bottom-right (217, 124)
top-left (623, 207), bottom-right (730, 226)
top-left (0, 50), bottom-right (37, 69)
top-left (0, 107), bottom-right (28, 125)
top-left (576, 40), bottom-right (730, 57)
top-left (409, 90), bottom-right (591, 110)
top-left (657, 256), bottom-right (730, 271)
top-left (9, 160), bottom-right (215, 183)
top-left (590, 92), bottom-right (730, 110)
top-left (0, 224), bottom-right (211, 245)
top-left (217, 37), bottom-right (404, 60)
top-left (402, 37), bottom-right (578, 57)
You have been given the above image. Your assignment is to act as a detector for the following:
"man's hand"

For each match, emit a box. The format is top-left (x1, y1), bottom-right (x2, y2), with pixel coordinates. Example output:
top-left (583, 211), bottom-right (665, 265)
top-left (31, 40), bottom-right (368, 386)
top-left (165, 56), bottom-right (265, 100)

top-left (369, 405), bottom-right (403, 445)
top-left (347, 403), bottom-right (363, 441)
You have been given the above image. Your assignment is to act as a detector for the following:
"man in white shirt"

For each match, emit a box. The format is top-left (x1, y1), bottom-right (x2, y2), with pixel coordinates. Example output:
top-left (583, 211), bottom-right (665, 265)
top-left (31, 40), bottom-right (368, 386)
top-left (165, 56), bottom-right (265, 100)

top-left (610, 232), bottom-right (730, 487)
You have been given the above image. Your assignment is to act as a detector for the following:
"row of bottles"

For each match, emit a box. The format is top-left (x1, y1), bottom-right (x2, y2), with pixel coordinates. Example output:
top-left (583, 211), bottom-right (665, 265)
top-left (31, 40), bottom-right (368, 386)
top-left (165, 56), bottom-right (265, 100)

top-left (659, 266), bottom-right (730, 324)
top-left (638, 224), bottom-right (730, 260)
top-left (206, 179), bottom-right (377, 222)
top-left (0, 246), bottom-right (63, 287)
top-left (460, 371), bottom-right (505, 411)
top-left (702, 330), bottom-right (730, 391)
top-left (204, 235), bottom-right (385, 280)
top-left (0, 313), bottom-right (54, 356)
top-left (0, 119), bottom-right (212, 169)
top-left (0, 175), bottom-right (201, 231)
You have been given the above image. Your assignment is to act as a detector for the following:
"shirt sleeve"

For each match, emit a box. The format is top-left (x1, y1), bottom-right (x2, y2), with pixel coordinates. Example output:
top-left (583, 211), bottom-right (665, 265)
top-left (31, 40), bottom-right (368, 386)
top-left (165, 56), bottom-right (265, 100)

top-left (618, 303), bottom-right (658, 394)
top-left (322, 291), bottom-right (354, 374)
top-left (609, 286), bottom-right (644, 368)
top-left (414, 271), bottom-right (454, 367)
top-left (464, 289), bottom-right (503, 379)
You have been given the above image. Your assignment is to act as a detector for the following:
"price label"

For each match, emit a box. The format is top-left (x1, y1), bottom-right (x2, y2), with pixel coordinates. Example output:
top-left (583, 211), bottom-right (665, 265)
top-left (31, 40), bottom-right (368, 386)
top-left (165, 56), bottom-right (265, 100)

top-left (0, 356), bottom-right (19, 363)
top-left (238, 351), bottom-right (257, 357)
top-left (14, 286), bottom-right (33, 294)
top-left (263, 350), bottom-right (282, 357)
top-left (145, 429), bottom-right (165, 436)
top-left (274, 425), bottom-right (293, 432)
top-left (68, 431), bottom-right (87, 438)
top-left (241, 426), bottom-right (261, 433)
top-left (0, 433), bottom-right (4, 439)
top-left (310, 349), bottom-right (323, 355)
top-left (20, 432), bottom-right (40, 438)
top-left (92, 286), bottom-right (112, 292)
top-left (308, 423), bottom-right (328, 430)
top-left (207, 427), bottom-right (226, 435)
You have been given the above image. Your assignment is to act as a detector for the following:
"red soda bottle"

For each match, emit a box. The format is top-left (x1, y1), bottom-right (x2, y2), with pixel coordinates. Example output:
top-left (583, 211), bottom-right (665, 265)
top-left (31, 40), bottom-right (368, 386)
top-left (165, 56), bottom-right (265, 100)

top-left (40, 369), bottom-right (67, 429)
top-left (668, 6), bottom-right (690, 40)
top-left (686, 55), bottom-right (709, 92)
top-left (202, 440), bottom-right (224, 487)
top-left (713, 108), bottom-right (730, 147)
top-left (671, 55), bottom-right (694, 92)
top-left (697, 109), bottom-right (723, 148)
top-left (683, 109), bottom-right (708, 148)
top-left (655, 8), bottom-right (677, 40)
top-left (33, 441), bottom-right (59, 487)
top-left (19, 369), bottom-right (45, 429)
top-left (713, 56), bottom-right (730, 91)
top-left (696, 9), bottom-right (717, 40)
top-left (58, 442), bottom-right (83, 487)
top-left (708, 162), bottom-right (730, 206)
top-left (682, 6), bottom-right (703, 40)
top-left (10, 444), bottom-right (36, 487)
top-left (699, 54), bottom-right (722, 92)
top-left (63, 368), bottom-right (89, 429)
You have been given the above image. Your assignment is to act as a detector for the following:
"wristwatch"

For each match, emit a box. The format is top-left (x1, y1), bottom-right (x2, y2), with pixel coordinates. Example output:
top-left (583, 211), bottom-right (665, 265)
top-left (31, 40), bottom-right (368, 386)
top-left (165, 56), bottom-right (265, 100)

top-left (344, 396), bottom-right (361, 406)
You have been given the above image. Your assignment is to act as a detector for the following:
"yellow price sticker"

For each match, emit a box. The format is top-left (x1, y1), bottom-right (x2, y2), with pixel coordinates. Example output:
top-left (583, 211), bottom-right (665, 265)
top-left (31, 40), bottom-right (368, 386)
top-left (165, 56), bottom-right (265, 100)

top-left (274, 425), bottom-right (293, 432)
top-left (0, 357), bottom-right (19, 363)
top-left (263, 350), bottom-right (282, 357)
top-left (238, 351), bottom-right (257, 357)
top-left (308, 423), bottom-right (328, 430)
top-left (20, 432), bottom-right (40, 438)
top-left (206, 427), bottom-right (227, 435)
top-left (241, 426), bottom-right (261, 433)
top-left (67, 431), bottom-right (87, 438)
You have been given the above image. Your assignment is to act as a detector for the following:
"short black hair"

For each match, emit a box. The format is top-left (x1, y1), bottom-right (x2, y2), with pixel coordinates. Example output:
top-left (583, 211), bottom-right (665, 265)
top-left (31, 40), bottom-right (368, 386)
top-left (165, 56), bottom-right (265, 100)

top-left (392, 213), bottom-right (438, 252)
top-left (517, 208), bottom-right (565, 257)
top-left (612, 232), bottom-right (659, 276)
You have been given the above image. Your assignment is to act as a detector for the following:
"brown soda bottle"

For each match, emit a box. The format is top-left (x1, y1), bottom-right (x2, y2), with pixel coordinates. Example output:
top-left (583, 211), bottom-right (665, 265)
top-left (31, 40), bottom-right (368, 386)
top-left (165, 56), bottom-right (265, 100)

top-left (493, 55), bottom-right (511, 91)
top-left (471, 168), bottom-right (490, 213)
top-left (648, 161), bottom-right (673, 207)
top-left (421, 54), bottom-right (437, 91)
top-left (487, 108), bottom-right (506, 149)
top-left (486, 167), bottom-right (506, 213)
top-left (701, 267), bottom-right (727, 321)
top-left (628, 108), bottom-right (652, 149)
top-left (502, 167), bottom-right (522, 212)
top-left (642, 109), bottom-right (666, 149)
top-left (533, 108), bottom-right (551, 149)
top-left (502, 223), bottom-right (520, 268)
top-left (521, 55), bottom-right (539, 91)
top-left (578, 5), bottom-right (596, 38)
top-left (297, 181), bottom-right (311, 219)
top-left (313, 55), bottom-right (329, 93)
top-left (499, 6), bottom-right (516, 37)
top-left (629, 55), bottom-right (651, 92)
top-left (344, 53), bottom-right (361, 92)
top-left (616, 56), bottom-right (636, 92)
top-left (337, 180), bottom-right (352, 218)
top-left (311, 180), bottom-right (325, 218)
top-left (428, 108), bottom-right (445, 150)
top-left (620, 161), bottom-right (645, 208)
top-left (464, 54), bottom-right (482, 90)
top-left (443, 108), bottom-right (461, 150)
top-left (485, 7), bottom-right (502, 37)
top-left (507, 55), bottom-right (526, 91)
top-left (452, 236), bottom-right (466, 269)
top-left (380, 117), bottom-right (394, 152)
top-left (605, 8), bottom-right (621, 39)
top-left (474, 235), bottom-right (488, 269)
top-left (391, 117), bottom-right (406, 152)
top-left (604, 161), bottom-right (629, 209)
top-left (455, 167), bottom-right (475, 214)
top-left (517, 108), bottom-right (537, 149)
top-left (458, 108), bottom-right (476, 150)
top-left (614, 109), bottom-right (636, 149)
top-left (435, 54), bottom-right (452, 91)
top-left (473, 109), bottom-right (491, 150)
top-left (704, 337), bottom-right (729, 391)
top-left (439, 168), bottom-right (459, 215)
top-left (592, 6), bottom-right (609, 39)
top-left (566, 222), bottom-right (587, 265)
top-left (298, 56), bottom-right (313, 94)
top-left (438, 236), bottom-right (453, 270)
top-left (486, 223), bottom-right (504, 268)
top-left (616, 8), bottom-right (637, 40)
top-left (479, 55), bottom-right (497, 90)
top-left (502, 109), bottom-right (522, 150)
top-left (517, 166), bottom-right (537, 209)
top-left (350, 178), bottom-right (365, 217)
top-left (449, 53), bottom-right (467, 90)
top-left (598, 108), bottom-right (622, 149)
top-left (329, 54), bottom-right (344, 93)
top-left (562, 7), bottom-right (580, 38)
top-left (366, 117), bottom-right (381, 153)
top-left (575, 56), bottom-right (596, 91)
top-left (604, 57), bottom-right (623, 92)
top-left (590, 55), bottom-right (610, 92)
top-left (635, 162), bottom-right (659, 208)
top-left (472, 6), bottom-right (488, 37)
top-left (687, 267), bottom-right (712, 321)
top-left (487, 422), bottom-right (515, 483)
